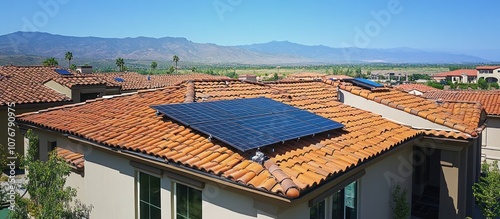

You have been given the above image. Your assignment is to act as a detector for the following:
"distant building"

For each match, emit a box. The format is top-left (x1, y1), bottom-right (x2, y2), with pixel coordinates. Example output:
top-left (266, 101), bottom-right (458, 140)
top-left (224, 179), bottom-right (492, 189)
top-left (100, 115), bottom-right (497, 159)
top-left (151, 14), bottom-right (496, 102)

top-left (477, 66), bottom-right (500, 83)
top-left (395, 83), bottom-right (439, 96)
top-left (286, 72), bottom-right (325, 81)
top-left (76, 65), bottom-right (93, 74)
top-left (431, 69), bottom-right (477, 83)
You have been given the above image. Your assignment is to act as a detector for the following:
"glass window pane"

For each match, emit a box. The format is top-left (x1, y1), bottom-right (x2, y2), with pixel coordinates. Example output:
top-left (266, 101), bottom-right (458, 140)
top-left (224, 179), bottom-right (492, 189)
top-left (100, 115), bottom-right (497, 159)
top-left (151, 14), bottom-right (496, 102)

top-left (345, 181), bottom-right (357, 219)
top-left (189, 187), bottom-right (202, 219)
top-left (150, 175), bottom-right (161, 207)
top-left (176, 184), bottom-right (188, 218)
top-left (140, 202), bottom-right (150, 219)
top-left (140, 172), bottom-right (150, 202)
top-left (310, 199), bottom-right (325, 219)
top-left (151, 206), bottom-right (161, 219)
top-left (332, 190), bottom-right (344, 219)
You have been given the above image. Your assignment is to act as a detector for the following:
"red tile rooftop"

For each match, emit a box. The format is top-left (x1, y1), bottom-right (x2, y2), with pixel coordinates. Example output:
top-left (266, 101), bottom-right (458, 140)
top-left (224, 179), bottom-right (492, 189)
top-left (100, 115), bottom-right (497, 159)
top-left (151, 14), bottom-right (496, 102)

top-left (424, 90), bottom-right (500, 115)
top-left (17, 79), bottom-right (425, 199)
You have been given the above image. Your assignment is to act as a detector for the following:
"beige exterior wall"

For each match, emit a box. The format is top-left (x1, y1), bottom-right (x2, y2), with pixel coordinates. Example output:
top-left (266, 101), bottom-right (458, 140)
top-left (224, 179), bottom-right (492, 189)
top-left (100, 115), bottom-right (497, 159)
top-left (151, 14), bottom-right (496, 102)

top-left (339, 90), bottom-right (455, 131)
top-left (44, 80), bottom-right (72, 97)
top-left (478, 68), bottom-right (500, 82)
top-left (482, 117), bottom-right (500, 162)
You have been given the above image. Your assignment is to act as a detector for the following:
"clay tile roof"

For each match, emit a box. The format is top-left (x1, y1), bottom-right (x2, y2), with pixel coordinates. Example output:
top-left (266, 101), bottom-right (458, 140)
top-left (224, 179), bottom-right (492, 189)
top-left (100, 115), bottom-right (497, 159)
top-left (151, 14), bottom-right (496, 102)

top-left (476, 66), bottom-right (500, 70)
top-left (0, 65), bottom-right (72, 106)
top-left (423, 90), bottom-right (500, 115)
top-left (334, 79), bottom-right (483, 136)
top-left (17, 79), bottom-right (423, 199)
top-left (50, 75), bottom-right (108, 88)
top-left (95, 72), bottom-right (229, 91)
top-left (395, 84), bottom-right (439, 93)
top-left (56, 147), bottom-right (85, 170)
top-left (432, 69), bottom-right (477, 77)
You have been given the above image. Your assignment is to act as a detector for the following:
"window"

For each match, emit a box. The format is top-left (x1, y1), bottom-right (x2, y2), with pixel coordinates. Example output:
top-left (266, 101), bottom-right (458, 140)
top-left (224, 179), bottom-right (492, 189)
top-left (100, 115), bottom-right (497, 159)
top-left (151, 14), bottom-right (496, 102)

top-left (175, 183), bottom-right (202, 219)
top-left (310, 181), bottom-right (358, 219)
top-left (48, 141), bottom-right (57, 152)
top-left (138, 172), bottom-right (161, 219)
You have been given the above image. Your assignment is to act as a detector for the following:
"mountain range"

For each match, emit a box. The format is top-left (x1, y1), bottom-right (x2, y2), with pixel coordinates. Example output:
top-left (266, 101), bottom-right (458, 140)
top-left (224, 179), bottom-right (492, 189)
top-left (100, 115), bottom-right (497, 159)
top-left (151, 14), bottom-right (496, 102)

top-left (0, 31), bottom-right (493, 66)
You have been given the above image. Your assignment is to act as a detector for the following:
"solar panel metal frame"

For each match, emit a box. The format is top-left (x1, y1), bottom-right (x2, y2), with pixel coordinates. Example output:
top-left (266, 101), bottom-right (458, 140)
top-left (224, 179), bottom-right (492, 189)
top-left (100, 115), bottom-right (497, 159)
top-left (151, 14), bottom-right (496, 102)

top-left (151, 97), bottom-right (344, 152)
top-left (345, 78), bottom-right (383, 89)
top-left (55, 69), bottom-right (72, 75)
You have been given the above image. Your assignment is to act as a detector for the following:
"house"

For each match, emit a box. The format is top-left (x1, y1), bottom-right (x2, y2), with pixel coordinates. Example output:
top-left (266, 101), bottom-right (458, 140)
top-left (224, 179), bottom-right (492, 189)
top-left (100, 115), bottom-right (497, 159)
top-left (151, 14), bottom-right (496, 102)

top-left (0, 65), bottom-right (228, 162)
top-left (430, 69), bottom-right (477, 84)
top-left (395, 84), bottom-right (439, 96)
top-left (477, 66), bottom-right (500, 83)
top-left (333, 78), bottom-right (484, 218)
top-left (17, 78), bottom-right (483, 218)
top-left (423, 90), bottom-right (500, 164)
top-left (286, 72), bottom-right (326, 81)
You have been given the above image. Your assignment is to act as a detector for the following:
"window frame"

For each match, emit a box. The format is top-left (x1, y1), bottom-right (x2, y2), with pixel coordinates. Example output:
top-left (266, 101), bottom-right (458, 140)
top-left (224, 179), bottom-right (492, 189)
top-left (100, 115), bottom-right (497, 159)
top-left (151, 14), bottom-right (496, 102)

top-left (309, 180), bottom-right (359, 219)
top-left (136, 170), bottom-right (162, 219)
top-left (173, 182), bottom-right (203, 219)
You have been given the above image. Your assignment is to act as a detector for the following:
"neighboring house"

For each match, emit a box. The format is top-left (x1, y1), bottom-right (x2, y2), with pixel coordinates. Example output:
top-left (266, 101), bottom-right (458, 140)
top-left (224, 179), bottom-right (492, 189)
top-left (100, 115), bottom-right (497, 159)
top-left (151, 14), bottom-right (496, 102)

top-left (0, 65), bottom-right (108, 160)
top-left (477, 66), bottom-right (500, 83)
top-left (395, 84), bottom-right (439, 96)
top-left (17, 78), bottom-right (483, 219)
top-left (0, 65), bottom-right (228, 162)
top-left (332, 78), bottom-right (485, 218)
top-left (423, 90), bottom-right (500, 163)
top-left (323, 75), bottom-right (352, 81)
top-left (431, 69), bottom-right (477, 84)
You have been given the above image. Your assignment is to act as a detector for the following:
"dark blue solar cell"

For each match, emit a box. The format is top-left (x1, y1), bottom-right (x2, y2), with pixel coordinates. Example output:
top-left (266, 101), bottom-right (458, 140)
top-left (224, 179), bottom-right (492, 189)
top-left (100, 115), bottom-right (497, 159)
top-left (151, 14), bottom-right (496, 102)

top-left (347, 78), bottom-right (383, 89)
top-left (114, 77), bottom-right (125, 82)
top-left (55, 69), bottom-right (72, 75)
top-left (151, 97), bottom-right (344, 152)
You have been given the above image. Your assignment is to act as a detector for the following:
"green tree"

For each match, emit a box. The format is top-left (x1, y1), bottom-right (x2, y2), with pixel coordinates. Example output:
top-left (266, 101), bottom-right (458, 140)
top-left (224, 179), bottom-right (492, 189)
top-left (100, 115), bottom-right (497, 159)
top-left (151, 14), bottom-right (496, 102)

top-left (473, 161), bottom-right (500, 219)
top-left (478, 78), bottom-right (489, 89)
top-left (167, 66), bottom-right (175, 74)
top-left (490, 82), bottom-right (499, 89)
top-left (191, 67), bottom-right (197, 72)
top-left (9, 129), bottom-right (92, 218)
top-left (65, 51), bottom-right (73, 69)
top-left (391, 184), bottom-right (410, 219)
top-left (173, 55), bottom-right (180, 74)
top-left (42, 57), bottom-right (58, 67)
top-left (115, 58), bottom-right (125, 72)
top-left (273, 73), bottom-right (279, 81)
top-left (69, 64), bottom-right (77, 71)
top-left (150, 61), bottom-right (158, 74)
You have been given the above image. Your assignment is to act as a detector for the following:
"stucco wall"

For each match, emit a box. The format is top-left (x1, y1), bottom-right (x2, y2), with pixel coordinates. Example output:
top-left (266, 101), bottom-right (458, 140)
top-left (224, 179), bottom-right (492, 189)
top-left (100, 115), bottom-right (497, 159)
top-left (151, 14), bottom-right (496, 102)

top-left (339, 90), bottom-right (454, 131)
top-left (482, 117), bottom-right (500, 161)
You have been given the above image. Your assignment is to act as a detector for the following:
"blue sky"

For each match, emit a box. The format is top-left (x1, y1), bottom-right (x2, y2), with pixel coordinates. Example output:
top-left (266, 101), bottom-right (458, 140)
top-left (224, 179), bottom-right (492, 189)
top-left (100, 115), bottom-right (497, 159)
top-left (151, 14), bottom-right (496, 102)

top-left (1, 0), bottom-right (499, 52)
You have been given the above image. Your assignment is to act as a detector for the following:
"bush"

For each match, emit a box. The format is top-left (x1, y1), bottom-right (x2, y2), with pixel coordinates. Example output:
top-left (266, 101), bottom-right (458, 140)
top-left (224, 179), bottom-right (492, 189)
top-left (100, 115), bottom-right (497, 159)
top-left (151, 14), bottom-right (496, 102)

top-left (478, 78), bottom-right (489, 89)
top-left (426, 81), bottom-right (444, 89)
top-left (490, 82), bottom-right (499, 89)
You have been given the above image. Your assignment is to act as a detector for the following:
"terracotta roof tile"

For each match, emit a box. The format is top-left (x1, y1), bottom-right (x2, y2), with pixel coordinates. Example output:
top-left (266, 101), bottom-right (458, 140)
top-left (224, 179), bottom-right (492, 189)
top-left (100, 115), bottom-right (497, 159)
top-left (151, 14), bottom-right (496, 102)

top-left (56, 147), bottom-right (84, 170)
top-left (424, 90), bottom-right (500, 115)
top-left (395, 84), bottom-right (439, 93)
top-left (330, 79), bottom-right (483, 136)
top-left (18, 80), bottom-right (423, 199)
top-left (432, 69), bottom-right (477, 77)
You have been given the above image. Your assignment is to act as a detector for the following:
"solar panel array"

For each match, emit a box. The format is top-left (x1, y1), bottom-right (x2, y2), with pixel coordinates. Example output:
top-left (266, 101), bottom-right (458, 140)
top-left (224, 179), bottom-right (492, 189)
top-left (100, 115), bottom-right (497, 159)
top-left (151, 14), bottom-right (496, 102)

top-left (114, 77), bottom-right (125, 82)
top-left (55, 69), bottom-right (72, 75)
top-left (346, 78), bottom-right (383, 89)
top-left (151, 97), bottom-right (344, 152)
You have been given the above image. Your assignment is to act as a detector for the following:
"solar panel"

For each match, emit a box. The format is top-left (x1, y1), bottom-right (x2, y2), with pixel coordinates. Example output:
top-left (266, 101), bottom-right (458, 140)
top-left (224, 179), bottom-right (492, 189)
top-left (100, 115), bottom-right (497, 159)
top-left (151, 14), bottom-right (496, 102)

top-left (114, 77), bottom-right (125, 82)
top-left (151, 97), bottom-right (344, 152)
top-left (346, 78), bottom-right (383, 89)
top-left (55, 69), bottom-right (72, 75)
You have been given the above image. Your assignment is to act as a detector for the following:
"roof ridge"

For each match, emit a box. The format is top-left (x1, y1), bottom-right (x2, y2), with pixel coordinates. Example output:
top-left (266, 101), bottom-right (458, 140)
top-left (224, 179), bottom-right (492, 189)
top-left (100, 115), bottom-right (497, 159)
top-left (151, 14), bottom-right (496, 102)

top-left (263, 160), bottom-right (300, 198)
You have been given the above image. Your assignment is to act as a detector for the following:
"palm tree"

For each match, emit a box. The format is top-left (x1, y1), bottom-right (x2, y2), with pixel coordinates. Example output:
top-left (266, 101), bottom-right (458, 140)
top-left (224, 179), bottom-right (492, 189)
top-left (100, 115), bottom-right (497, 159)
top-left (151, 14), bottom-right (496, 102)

top-left (115, 58), bottom-right (125, 72)
top-left (173, 55), bottom-right (179, 74)
top-left (150, 61), bottom-right (158, 74)
top-left (42, 57), bottom-right (58, 67)
top-left (65, 51), bottom-right (73, 68)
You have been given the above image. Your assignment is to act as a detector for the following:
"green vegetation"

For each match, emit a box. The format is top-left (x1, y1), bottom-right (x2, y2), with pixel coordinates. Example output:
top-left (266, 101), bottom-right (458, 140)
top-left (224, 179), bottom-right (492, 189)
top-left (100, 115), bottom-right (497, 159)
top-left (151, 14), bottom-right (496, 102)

top-left (150, 61), bottom-right (157, 74)
top-left (115, 58), bottom-right (125, 72)
top-left (426, 81), bottom-right (444, 89)
top-left (391, 184), bottom-right (410, 219)
top-left (473, 161), bottom-right (500, 219)
top-left (42, 57), bottom-right (58, 67)
top-left (173, 55), bottom-right (180, 74)
top-left (167, 66), bottom-right (175, 74)
top-left (65, 51), bottom-right (73, 69)
top-left (9, 129), bottom-right (92, 219)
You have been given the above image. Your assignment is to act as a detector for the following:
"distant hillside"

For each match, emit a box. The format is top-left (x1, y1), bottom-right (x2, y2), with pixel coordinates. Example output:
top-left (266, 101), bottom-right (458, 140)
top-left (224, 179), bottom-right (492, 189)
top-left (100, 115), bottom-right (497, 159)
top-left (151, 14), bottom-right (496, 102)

top-left (238, 41), bottom-right (489, 63)
top-left (0, 32), bottom-right (491, 66)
